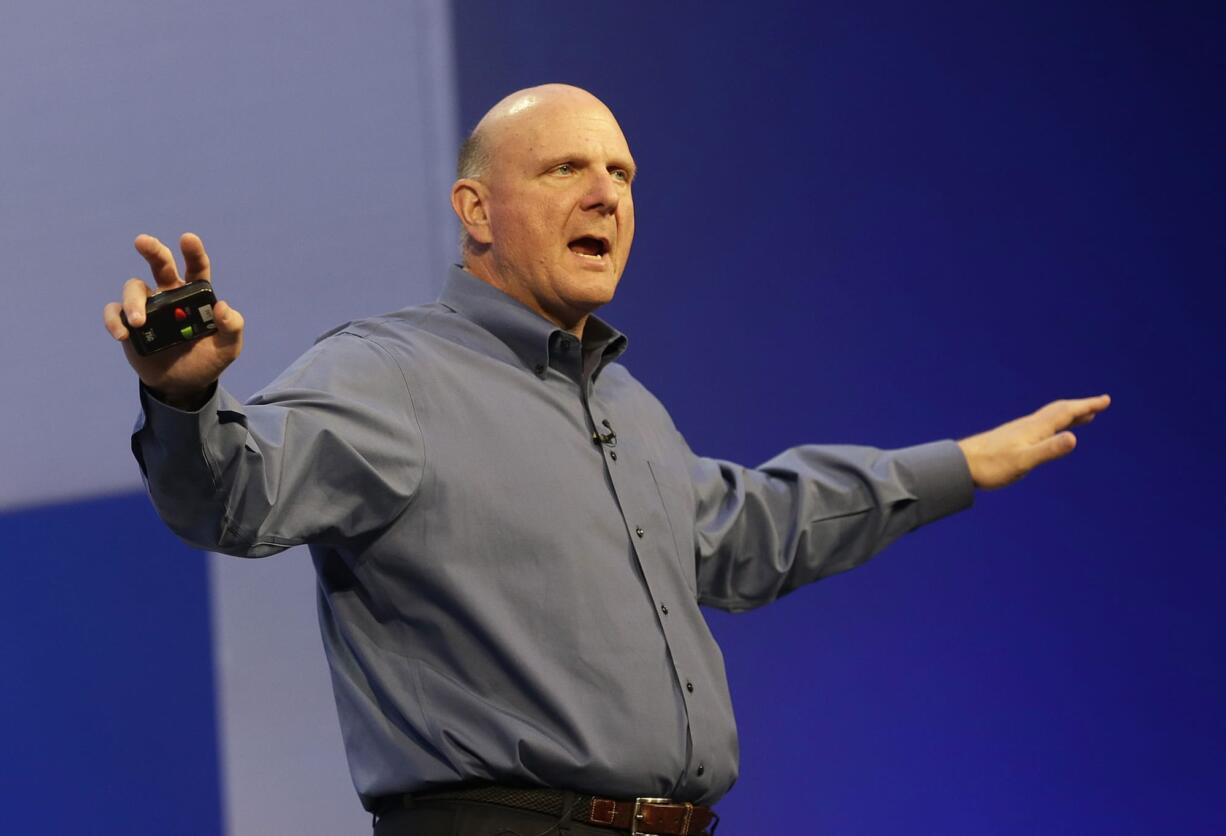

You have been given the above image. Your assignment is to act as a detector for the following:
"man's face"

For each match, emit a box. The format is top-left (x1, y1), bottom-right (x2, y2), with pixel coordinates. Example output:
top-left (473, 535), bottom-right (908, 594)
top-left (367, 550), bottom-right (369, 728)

top-left (480, 95), bottom-right (636, 329)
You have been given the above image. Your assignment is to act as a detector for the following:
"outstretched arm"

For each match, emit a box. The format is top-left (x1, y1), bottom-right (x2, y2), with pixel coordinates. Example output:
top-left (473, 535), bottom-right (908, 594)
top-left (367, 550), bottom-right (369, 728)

top-left (106, 233), bottom-right (421, 557)
top-left (689, 395), bottom-right (1111, 611)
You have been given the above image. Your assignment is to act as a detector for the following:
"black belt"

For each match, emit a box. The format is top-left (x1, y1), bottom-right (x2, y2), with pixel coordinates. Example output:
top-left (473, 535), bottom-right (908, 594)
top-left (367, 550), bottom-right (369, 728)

top-left (373, 785), bottom-right (719, 835)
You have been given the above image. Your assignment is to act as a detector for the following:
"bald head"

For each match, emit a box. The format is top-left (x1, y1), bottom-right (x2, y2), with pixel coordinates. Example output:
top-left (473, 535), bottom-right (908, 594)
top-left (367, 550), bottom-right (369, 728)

top-left (458, 84), bottom-right (618, 181)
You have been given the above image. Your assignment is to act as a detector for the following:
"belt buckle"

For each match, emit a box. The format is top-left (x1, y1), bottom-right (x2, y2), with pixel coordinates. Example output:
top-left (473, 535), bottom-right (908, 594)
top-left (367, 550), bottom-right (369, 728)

top-left (631, 797), bottom-right (671, 836)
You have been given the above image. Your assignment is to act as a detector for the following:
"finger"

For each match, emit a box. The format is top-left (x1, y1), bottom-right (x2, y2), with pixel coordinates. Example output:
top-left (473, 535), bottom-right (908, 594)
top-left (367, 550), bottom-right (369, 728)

top-left (1038, 395), bottom-right (1111, 433)
top-left (103, 301), bottom-right (129, 340)
top-left (1025, 430), bottom-right (1077, 470)
top-left (1069, 394), bottom-right (1111, 415)
top-left (122, 277), bottom-right (154, 327)
top-left (134, 234), bottom-right (183, 289)
top-left (211, 300), bottom-right (245, 348)
top-left (181, 232), bottom-right (211, 283)
top-left (1060, 394), bottom-right (1111, 430)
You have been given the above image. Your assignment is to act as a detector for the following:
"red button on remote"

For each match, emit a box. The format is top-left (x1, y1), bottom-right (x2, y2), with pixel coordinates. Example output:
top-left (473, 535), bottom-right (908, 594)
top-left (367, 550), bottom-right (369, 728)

top-left (174, 307), bottom-right (187, 322)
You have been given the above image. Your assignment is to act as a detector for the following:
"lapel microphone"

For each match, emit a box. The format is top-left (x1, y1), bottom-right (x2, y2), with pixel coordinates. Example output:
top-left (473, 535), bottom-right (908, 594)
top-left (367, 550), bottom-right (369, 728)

top-left (592, 418), bottom-right (617, 447)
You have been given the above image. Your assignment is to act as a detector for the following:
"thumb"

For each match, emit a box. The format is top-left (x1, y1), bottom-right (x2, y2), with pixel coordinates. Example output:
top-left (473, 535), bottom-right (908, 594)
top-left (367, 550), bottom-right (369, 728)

top-left (1025, 430), bottom-right (1077, 471)
top-left (212, 299), bottom-right (244, 347)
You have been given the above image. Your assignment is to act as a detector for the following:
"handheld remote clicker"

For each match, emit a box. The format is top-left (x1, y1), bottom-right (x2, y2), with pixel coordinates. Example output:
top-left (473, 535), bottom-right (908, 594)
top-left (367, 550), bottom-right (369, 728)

top-left (121, 281), bottom-right (219, 356)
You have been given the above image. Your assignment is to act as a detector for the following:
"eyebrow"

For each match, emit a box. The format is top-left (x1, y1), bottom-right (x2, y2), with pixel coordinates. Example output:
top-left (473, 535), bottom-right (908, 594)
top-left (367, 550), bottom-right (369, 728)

top-left (541, 154), bottom-right (638, 180)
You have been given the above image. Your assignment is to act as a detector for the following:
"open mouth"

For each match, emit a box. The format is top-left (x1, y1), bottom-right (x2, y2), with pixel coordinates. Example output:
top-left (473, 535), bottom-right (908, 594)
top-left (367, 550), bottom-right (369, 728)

top-left (568, 235), bottom-right (610, 261)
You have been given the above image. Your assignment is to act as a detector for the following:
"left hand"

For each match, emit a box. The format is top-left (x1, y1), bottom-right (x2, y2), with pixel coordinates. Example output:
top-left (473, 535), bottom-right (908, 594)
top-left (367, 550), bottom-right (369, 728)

top-left (957, 395), bottom-right (1111, 490)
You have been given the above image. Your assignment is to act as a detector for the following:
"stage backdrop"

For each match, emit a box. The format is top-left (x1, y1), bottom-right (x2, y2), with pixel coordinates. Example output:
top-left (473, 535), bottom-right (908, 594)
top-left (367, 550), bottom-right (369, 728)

top-left (450, 1), bottom-right (1224, 833)
top-left (1, 1), bottom-right (455, 833)
top-left (3, 1), bottom-right (1223, 834)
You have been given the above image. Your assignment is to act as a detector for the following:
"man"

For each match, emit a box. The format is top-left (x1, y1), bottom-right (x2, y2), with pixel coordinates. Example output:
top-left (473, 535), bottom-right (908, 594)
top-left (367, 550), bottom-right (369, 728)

top-left (103, 84), bottom-right (1109, 835)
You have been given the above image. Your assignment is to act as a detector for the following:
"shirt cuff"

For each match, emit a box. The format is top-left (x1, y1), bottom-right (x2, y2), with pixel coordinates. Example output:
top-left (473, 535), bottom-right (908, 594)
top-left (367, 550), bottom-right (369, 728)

top-left (137, 379), bottom-right (222, 430)
top-left (132, 382), bottom-right (231, 479)
top-left (894, 439), bottom-right (975, 525)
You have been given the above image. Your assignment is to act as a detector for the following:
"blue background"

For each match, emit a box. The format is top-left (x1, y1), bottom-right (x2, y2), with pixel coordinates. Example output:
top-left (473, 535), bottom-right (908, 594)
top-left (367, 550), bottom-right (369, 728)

top-left (3, 1), bottom-right (1223, 832)
top-left (0, 495), bottom-right (221, 833)
top-left (452, 1), bottom-right (1224, 832)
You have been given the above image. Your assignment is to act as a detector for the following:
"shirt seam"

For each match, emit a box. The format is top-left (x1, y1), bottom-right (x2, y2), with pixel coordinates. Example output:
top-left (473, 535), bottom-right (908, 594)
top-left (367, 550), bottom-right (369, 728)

top-left (342, 329), bottom-right (429, 561)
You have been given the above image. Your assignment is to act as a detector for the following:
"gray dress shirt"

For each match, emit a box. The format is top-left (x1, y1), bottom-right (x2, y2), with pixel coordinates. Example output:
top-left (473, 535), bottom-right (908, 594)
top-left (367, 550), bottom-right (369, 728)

top-left (132, 265), bottom-right (974, 808)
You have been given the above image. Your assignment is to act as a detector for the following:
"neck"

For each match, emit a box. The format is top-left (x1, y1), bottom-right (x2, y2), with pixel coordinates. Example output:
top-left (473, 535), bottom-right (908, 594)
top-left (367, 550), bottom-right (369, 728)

top-left (462, 256), bottom-right (588, 339)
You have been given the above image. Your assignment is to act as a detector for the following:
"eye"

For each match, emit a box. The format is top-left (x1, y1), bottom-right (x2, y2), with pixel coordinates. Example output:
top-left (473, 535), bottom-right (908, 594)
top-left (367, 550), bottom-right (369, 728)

top-left (551, 162), bottom-right (575, 176)
top-left (610, 167), bottom-right (629, 183)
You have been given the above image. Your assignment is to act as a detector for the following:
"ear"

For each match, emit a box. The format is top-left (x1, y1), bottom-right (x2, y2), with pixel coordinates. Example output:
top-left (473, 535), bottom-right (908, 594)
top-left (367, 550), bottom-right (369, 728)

top-left (451, 179), bottom-right (494, 246)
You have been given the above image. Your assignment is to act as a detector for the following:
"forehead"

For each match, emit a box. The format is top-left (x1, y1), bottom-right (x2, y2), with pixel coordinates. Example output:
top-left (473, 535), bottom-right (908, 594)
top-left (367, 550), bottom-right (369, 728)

top-left (495, 101), bottom-right (634, 168)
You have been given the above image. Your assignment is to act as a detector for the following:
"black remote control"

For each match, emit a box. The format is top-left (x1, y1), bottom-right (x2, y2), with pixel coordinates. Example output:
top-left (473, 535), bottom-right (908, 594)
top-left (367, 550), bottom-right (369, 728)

top-left (121, 281), bottom-right (219, 356)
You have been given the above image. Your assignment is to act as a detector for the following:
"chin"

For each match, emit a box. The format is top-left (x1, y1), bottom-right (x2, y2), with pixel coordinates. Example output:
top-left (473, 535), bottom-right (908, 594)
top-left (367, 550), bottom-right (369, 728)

top-left (566, 278), bottom-right (620, 311)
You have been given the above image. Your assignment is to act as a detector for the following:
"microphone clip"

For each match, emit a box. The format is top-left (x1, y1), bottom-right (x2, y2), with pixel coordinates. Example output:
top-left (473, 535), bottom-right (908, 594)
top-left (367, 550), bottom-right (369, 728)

top-left (592, 418), bottom-right (617, 447)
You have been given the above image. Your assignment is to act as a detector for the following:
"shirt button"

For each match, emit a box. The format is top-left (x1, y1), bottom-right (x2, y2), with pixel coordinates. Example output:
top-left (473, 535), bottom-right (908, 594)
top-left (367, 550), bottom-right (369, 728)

top-left (534, 364), bottom-right (545, 375)
top-left (696, 763), bottom-right (705, 777)
top-left (635, 526), bottom-right (644, 538)
top-left (686, 681), bottom-right (694, 693)
top-left (660, 604), bottom-right (669, 615)
top-left (609, 451), bottom-right (617, 461)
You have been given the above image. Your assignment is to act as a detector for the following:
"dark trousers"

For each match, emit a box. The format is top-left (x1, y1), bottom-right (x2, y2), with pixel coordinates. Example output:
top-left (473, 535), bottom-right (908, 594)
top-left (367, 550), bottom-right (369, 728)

top-left (373, 797), bottom-right (625, 836)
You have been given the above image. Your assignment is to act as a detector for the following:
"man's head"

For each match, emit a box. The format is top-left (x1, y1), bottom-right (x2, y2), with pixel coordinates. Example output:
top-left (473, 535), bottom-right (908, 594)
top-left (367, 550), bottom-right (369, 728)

top-left (451, 84), bottom-right (636, 336)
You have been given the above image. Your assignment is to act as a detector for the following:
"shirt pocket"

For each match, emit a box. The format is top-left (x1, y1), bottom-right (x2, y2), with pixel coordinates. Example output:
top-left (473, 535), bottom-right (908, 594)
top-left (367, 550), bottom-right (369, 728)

top-left (646, 459), bottom-right (699, 599)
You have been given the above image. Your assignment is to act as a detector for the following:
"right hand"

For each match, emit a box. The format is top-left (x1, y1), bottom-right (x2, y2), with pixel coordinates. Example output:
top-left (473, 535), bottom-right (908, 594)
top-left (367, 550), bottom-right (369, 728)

top-left (102, 233), bottom-right (244, 408)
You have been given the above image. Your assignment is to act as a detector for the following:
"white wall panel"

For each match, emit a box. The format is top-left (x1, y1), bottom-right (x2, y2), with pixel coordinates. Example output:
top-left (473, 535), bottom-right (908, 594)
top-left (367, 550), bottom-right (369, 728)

top-left (210, 552), bottom-right (369, 835)
top-left (0, 0), bottom-right (458, 511)
top-left (2, 0), bottom-right (458, 832)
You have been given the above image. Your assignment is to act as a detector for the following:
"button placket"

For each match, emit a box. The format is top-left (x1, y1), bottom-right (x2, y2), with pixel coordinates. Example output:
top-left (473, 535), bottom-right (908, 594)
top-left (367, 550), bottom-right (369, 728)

top-left (589, 392), bottom-right (712, 778)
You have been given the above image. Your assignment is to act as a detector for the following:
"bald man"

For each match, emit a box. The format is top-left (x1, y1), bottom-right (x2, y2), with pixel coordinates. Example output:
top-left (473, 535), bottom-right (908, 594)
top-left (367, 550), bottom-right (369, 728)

top-left (105, 85), bottom-right (1109, 835)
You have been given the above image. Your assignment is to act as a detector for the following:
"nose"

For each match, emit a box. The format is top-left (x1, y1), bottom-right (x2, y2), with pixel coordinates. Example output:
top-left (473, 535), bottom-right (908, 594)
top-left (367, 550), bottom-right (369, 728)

top-left (580, 169), bottom-right (621, 214)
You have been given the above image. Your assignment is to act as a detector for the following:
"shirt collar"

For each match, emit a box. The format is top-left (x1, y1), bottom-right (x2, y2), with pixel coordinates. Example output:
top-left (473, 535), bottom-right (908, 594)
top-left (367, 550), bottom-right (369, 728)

top-left (438, 265), bottom-right (628, 380)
